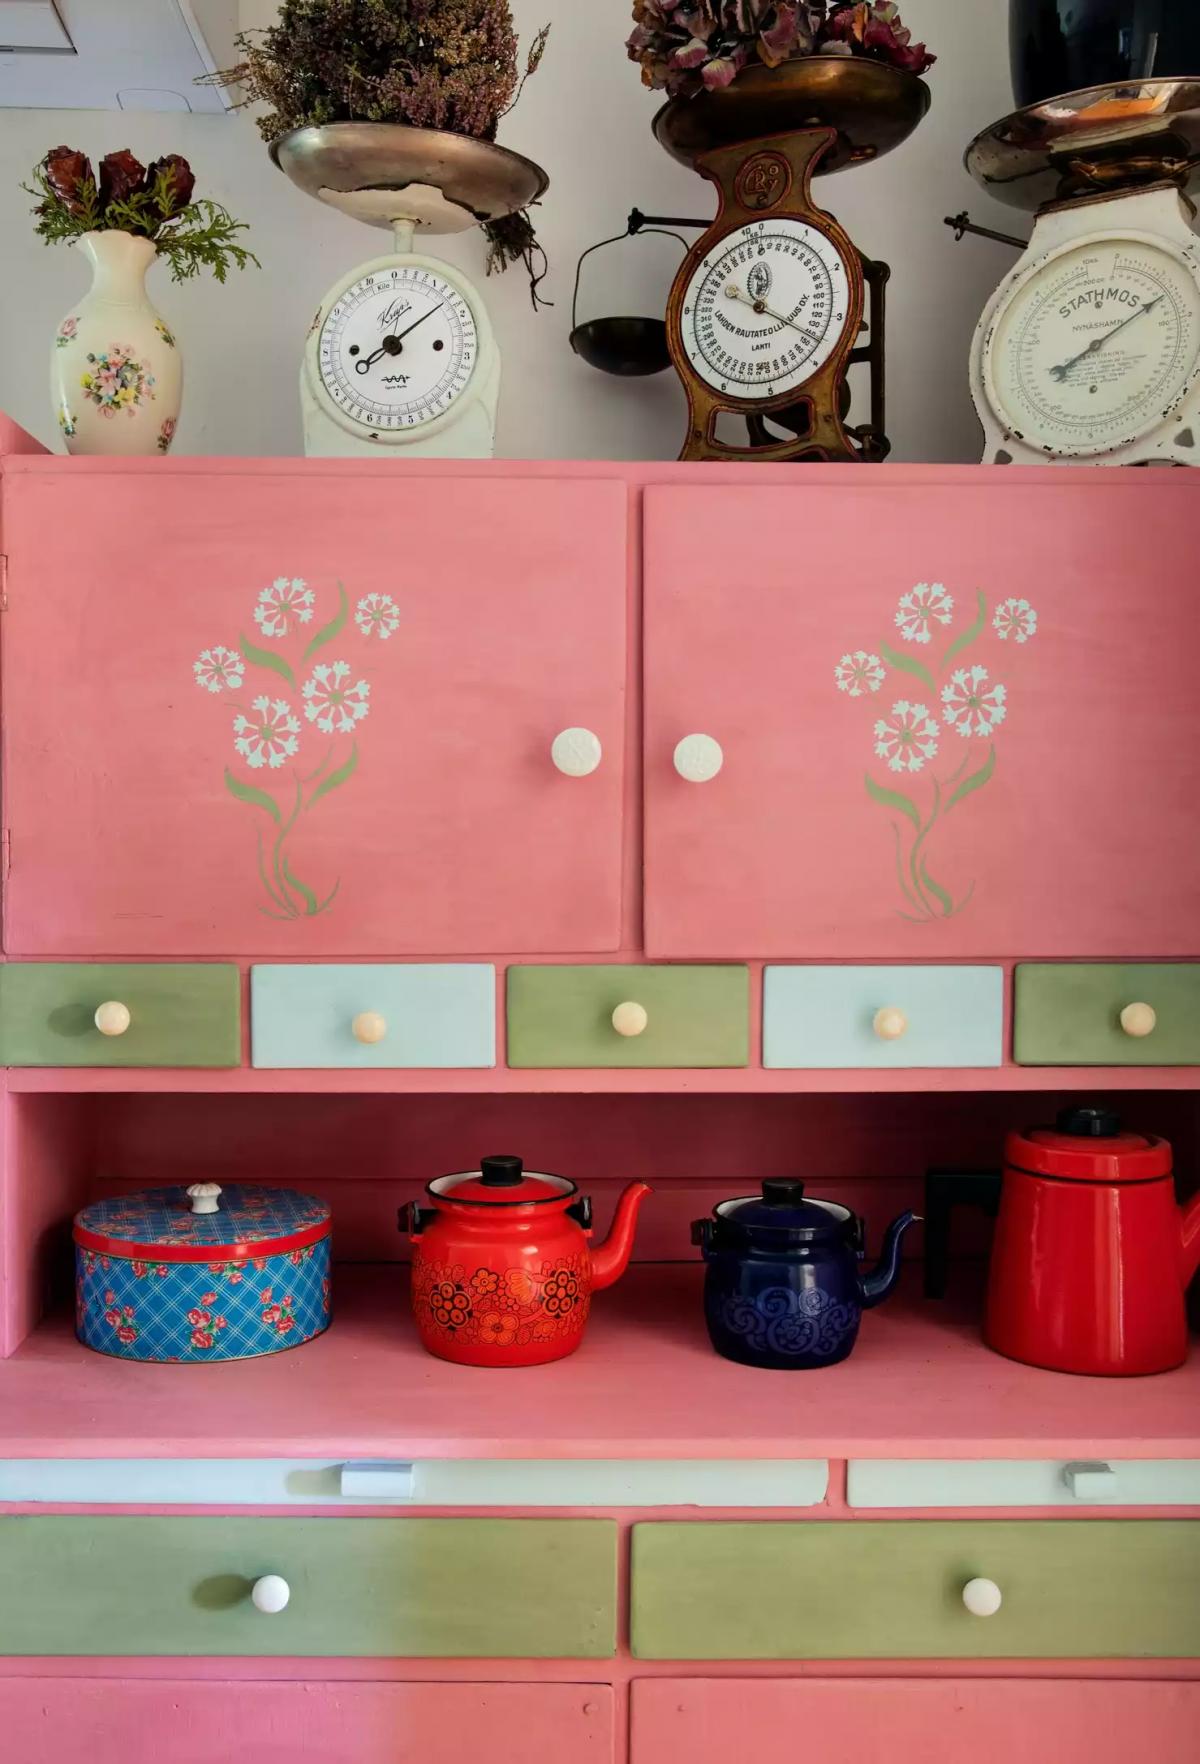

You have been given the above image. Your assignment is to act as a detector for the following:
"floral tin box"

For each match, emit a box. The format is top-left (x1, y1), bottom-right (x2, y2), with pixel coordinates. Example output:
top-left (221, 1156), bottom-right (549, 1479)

top-left (73, 1183), bottom-right (332, 1362)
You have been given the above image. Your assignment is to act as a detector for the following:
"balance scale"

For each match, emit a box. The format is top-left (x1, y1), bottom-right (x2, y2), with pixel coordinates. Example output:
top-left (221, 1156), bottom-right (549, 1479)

top-left (272, 124), bottom-right (548, 459)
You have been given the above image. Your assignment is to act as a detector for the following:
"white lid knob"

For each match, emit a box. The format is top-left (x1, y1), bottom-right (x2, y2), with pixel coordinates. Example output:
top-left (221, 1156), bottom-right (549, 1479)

top-left (872, 1006), bottom-right (908, 1042)
top-left (1119, 1001), bottom-right (1156, 1038)
top-left (673, 733), bottom-right (724, 783)
top-left (551, 727), bottom-right (602, 778)
top-left (187, 1183), bottom-right (223, 1215)
top-left (611, 1001), bottom-right (649, 1038)
top-left (251, 1574), bottom-right (290, 1615)
top-left (352, 1010), bottom-right (388, 1045)
top-left (962, 1577), bottom-right (1003, 1617)
top-left (94, 1000), bottom-right (131, 1037)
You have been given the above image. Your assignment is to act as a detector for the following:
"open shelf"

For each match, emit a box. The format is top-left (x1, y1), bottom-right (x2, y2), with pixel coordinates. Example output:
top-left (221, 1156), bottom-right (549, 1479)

top-left (1, 1265), bottom-right (1198, 1463)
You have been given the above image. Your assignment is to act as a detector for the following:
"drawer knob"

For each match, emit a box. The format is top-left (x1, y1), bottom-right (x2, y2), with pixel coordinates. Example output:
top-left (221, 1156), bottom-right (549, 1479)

top-left (94, 1000), bottom-right (131, 1037)
top-left (612, 1001), bottom-right (649, 1038)
top-left (1119, 1001), bottom-right (1157, 1038)
top-left (251, 1574), bottom-right (291, 1615)
top-left (352, 1011), bottom-right (388, 1045)
top-left (872, 1006), bottom-right (908, 1041)
top-left (551, 727), bottom-right (602, 777)
top-left (962, 1577), bottom-right (1003, 1617)
top-left (187, 1183), bottom-right (223, 1216)
top-left (673, 733), bottom-right (724, 783)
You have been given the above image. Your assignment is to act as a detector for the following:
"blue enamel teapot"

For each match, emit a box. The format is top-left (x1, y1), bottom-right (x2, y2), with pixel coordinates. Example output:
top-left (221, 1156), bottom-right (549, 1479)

top-left (691, 1180), bottom-right (918, 1370)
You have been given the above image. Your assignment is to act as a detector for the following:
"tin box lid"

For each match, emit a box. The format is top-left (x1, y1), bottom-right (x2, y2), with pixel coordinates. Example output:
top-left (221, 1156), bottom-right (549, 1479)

top-left (1007, 1107), bottom-right (1172, 1183)
top-left (429, 1155), bottom-right (577, 1207)
top-left (73, 1185), bottom-right (331, 1263)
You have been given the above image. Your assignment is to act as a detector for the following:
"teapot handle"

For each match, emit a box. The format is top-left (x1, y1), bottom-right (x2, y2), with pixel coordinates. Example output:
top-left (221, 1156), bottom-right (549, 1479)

top-left (566, 1195), bottom-right (593, 1230)
top-left (397, 1202), bottom-right (433, 1238)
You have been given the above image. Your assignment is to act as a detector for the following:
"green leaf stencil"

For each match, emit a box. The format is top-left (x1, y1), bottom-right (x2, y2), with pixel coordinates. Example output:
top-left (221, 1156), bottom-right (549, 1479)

top-left (945, 743), bottom-right (996, 813)
top-left (309, 740), bottom-right (358, 808)
top-left (879, 643), bottom-right (935, 692)
top-left (303, 580), bottom-right (349, 661)
top-left (239, 634), bottom-right (296, 687)
top-left (942, 588), bottom-right (987, 667)
top-left (865, 772), bottom-right (922, 829)
top-left (225, 768), bottom-right (281, 823)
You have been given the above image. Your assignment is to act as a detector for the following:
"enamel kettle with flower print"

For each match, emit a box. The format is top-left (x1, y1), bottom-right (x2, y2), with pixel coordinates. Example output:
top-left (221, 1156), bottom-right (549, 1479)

top-left (402, 1156), bottom-right (652, 1367)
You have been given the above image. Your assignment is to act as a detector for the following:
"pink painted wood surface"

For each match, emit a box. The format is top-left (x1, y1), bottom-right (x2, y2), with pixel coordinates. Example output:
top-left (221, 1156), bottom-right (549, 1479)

top-left (3, 1264), bottom-right (1200, 1461)
top-left (1, 474), bottom-right (627, 956)
top-left (0, 1678), bottom-right (614, 1764)
top-left (631, 1677), bottom-right (1200, 1763)
top-left (643, 476), bottom-right (1200, 958)
top-left (0, 414), bottom-right (48, 456)
top-left (0, 1080), bottom-right (89, 1358)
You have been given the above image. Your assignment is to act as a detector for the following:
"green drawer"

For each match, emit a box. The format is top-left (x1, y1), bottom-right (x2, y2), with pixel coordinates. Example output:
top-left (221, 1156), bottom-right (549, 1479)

top-left (630, 1520), bottom-right (1200, 1659)
top-left (0, 1517), bottom-right (617, 1658)
top-left (0, 963), bottom-right (240, 1067)
top-left (506, 965), bottom-right (749, 1068)
top-left (1014, 963), bottom-right (1200, 1066)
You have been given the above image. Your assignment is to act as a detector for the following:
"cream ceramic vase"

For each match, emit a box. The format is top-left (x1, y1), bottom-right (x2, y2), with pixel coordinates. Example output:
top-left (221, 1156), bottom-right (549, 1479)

top-left (51, 231), bottom-right (182, 456)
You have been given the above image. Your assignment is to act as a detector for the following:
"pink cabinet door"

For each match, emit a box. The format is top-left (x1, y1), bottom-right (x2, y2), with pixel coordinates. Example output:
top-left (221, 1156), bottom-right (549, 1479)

top-left (643, 473), bottom-right (1200, 957)
top-left (0, 1678), bottom-right (614, 1764)
top-left (632, 1678), bottom-right (1200, 1764)
top-left (1, 469), bottom-right (627, 955)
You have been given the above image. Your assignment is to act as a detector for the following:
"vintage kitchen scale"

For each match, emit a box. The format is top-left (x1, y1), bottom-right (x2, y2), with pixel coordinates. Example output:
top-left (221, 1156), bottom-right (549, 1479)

top-left (962, 79), bottom-right (1200, 466)
top-left (272, 124), bottom-right (547, 459)
top-left (572, 60), bottom-right (929, 462)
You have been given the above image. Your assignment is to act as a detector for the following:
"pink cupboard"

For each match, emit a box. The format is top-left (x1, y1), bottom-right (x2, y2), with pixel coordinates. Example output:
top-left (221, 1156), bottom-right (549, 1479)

top-left (0, 422), bottom-right (1198, 1763)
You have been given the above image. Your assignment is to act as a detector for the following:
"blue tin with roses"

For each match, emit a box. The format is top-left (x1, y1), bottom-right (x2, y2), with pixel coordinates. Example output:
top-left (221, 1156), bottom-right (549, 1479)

top-left (73, 1183), bottom-right (332, 1363)
top-left (691, 1181), bottom-right (917, 1370)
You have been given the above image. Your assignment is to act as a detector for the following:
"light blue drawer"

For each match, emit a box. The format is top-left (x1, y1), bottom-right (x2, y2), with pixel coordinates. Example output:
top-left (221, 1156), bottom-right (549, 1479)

top-left (848, 1459), bottom-right (1200, 1509)
top-left (251, 965), bottom-right (495, 1068)
top-left (763, 966), bottom-right (1003, 1068)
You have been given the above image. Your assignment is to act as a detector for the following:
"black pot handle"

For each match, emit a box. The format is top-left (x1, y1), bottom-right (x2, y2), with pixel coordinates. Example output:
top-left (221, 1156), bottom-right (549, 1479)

top-left (398, 1202), bottom-right (432, 1237)
top-left (566, 1195), bottom-right (593, 1230)
top-left (923, 1168), bottom-right (1002, 1298)
top-left (691, 1218), bottom-right (713, 1254)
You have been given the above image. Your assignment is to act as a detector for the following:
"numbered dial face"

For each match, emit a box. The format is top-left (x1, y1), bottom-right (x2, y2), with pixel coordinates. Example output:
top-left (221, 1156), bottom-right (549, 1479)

top-left (984, 236), bottom-right (1200, 455)
top-left (317, 262), bottom-right (478, 431)
top-left (679, 217), bottom-right (851, 401)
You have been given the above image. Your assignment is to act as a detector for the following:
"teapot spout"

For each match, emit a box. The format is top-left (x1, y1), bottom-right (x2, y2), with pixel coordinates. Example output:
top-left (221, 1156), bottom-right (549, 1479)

top-left (860, 1211), bottom-right (920, 1309)
top-left (590, 1181), bottom-right (653, 1291)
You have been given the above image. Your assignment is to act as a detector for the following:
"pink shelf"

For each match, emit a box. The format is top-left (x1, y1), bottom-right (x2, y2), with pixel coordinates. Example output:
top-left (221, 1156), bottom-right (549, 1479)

top-left (1, 1266), bottom-right (1197, 1462)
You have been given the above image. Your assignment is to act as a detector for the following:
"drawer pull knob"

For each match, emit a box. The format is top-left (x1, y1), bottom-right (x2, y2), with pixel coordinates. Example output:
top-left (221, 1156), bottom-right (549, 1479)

top-left (1119, 1001), bottom-right (1157, 1038)
top-left (551, 728), bottom-right (602, 777)
top-left (673, 733), bottom-right (724, 783)
top-left (872, 1006), bottom-right (908, 1041)
top-left (187, 1183), bottom-right (223, 1216)
top-left (352, 1011), bottom-right (388, 1045)
top-left (94, 1000), bottom-right (131, 1037)
top-left (962, 1577), bottom-right (1003, 1618)
top-left (1063, 1461), bottom-right (1118, 1500)
top-left (251, 1574), bottom-right (291, 1615)
top-left (612, 1001), bottom-right (649, 1038)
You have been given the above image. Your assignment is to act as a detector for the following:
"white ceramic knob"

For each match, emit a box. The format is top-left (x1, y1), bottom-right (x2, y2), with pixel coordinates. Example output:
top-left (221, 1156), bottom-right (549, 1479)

top-left (872, 1006), bottom-right (908, 1042)
top-left (187, 1183), bottom-right (223, 1216)
top-left (1119, 1001), bottom-right (1156, 1039)
top-left (94, 1000), bottom-right (131, 1037)
top-left (611, 1001), bottom-right (649, 1038)
top-left (962, 1577), bottom-right (1003, 1618)
top-left (352, 1010), bottom-right (388, 1045)
top-left (673, 733), bottom-right (724, 783)
top-left (551, 728), bottom-right (602, 778)
top-left (251, 1574), bottom-right (290, 1615)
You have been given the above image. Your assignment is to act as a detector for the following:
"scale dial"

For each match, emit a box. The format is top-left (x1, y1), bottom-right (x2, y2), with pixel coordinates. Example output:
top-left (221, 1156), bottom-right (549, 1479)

top-left (679, 216), bottom-right (852, 402)
top-left (316, 262), bottom-right (478, 434)
top-left (982, 235), bottom-right (1200, 457)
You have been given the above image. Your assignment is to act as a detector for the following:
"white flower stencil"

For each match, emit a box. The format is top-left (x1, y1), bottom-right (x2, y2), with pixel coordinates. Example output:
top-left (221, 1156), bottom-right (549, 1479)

top-left (303, 660), bottom-right (371, 735)
top-left (895, 583), bottom-right (954, 645)
top-left (941, 665), bottom-right (1007, 739)
top-left (193, 645), bottom-right (244, 694)
top-left (835, 650), bottom-right (885, 697)
top-left (254, 577), bottom-right (314, 638)
top-left (992, 597), bottom-right (1038, 643)
top-left (355, 592), bottom-right (401, 640)
top-left (873, 700), bottom-right (940, 773)
top-left (233, 696), bottom-right (301, 769)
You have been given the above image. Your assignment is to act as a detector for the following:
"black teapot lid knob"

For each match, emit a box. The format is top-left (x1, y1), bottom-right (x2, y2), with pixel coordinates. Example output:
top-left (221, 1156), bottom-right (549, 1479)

top-left (762, 1178), bottom-right (806, 1207)
top-left (480, 1155), bottom-right (524, 1187)
top-left (1055, 1106), bottom-right (1120, 1138)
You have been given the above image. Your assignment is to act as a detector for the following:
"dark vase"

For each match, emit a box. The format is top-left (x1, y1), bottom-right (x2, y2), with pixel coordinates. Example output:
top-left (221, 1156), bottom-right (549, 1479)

top-left (1010, 0), bottom-right (1200, 108)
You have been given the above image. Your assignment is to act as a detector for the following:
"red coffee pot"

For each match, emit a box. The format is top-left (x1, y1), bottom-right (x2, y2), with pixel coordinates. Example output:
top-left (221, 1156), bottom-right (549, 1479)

top-left (402, 1155), bottom-right (652, 1368)
top-left (987, 1107), bottom-right (1200, 1376)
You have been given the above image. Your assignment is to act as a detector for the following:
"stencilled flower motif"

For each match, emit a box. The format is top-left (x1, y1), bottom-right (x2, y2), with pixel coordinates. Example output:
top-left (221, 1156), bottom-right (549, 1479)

top-left (941, 665), bottom-right (1007, 739)
top-left (873, 700), bottom-right (940, 773)
top-left (895, 583), bottom-right (954, 645)
top-left (253, 577), bottom-right (314, 638)
top-left (834, 650), bottom-right (885, 697)
top-left (233, 696), bottom-right (301, 769)
top-left (303, 660), bottom-right (370, 734)
top-left (193, 644), bottom-right (244, 695)
top-left (355, 592), bottom-right (401, 640)
top-left (992, 597), bottom-right (1038, 644)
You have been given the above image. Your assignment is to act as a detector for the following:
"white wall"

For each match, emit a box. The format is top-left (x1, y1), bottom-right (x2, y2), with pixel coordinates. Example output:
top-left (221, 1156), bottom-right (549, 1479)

top-left (0, 0), bottom-right (1023, 461)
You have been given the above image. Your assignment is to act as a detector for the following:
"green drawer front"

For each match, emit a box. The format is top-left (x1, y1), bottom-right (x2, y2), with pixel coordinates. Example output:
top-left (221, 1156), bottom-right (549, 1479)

top-left (0, 1517), bottom-right (617, 1658)
top-left (0, 963), bottom-right (240, 1067)
top-left (507, 965), bottom-right (749, 1068)
top-left (630, 1521), bottom-right (1200, 1659)
top-left (1014, 963), bottom-right (1200, 1066)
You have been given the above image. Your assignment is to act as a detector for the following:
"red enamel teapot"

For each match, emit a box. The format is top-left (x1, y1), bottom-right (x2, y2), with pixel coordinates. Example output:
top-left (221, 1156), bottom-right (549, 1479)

top-left (401, 1156), bottom-right (652, 1367)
